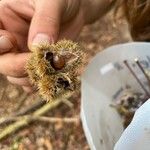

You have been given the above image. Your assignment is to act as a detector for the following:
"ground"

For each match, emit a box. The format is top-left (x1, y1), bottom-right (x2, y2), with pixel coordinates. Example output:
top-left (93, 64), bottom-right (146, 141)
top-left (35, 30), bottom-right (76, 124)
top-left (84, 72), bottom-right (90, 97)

top-left (0, 11), bottom-right (130, 150)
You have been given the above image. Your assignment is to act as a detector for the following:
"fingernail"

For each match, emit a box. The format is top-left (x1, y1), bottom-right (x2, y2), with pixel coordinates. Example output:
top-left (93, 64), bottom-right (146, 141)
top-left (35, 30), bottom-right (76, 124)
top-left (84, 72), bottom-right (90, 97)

top-left (32, 33), bottom-right (54, 46)
top-left (0, 36), bottom-right (13, 50)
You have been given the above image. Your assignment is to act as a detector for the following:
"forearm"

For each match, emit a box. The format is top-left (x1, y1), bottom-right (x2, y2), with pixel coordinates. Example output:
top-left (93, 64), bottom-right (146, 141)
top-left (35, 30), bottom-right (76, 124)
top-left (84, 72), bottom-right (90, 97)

top-left (83, 0), bottom-right (116, 24)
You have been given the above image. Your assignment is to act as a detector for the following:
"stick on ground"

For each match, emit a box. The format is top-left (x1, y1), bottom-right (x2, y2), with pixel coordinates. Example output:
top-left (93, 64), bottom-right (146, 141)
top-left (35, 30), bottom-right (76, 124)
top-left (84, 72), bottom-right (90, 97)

top-left (0, 93), bottom-right (72, 141)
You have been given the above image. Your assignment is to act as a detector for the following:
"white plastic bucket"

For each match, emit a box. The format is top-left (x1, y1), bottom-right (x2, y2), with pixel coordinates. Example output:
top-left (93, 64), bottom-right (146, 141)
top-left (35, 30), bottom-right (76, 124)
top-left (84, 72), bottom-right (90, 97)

top-left (81, 42), bottom-right (150, 150)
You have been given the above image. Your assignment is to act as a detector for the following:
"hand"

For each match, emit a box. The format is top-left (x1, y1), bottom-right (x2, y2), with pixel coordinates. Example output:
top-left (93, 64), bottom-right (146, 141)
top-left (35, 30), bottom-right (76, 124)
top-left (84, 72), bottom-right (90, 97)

top-left (0, 0), bottom-right (114, 92)
top-left (0, 0), bottom-right (87, 92)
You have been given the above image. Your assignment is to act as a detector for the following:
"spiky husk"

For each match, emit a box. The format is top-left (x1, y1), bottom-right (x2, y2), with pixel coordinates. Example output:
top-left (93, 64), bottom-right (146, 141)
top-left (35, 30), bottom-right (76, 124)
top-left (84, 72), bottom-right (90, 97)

top-left (26, 40), bottom-right (85, 101)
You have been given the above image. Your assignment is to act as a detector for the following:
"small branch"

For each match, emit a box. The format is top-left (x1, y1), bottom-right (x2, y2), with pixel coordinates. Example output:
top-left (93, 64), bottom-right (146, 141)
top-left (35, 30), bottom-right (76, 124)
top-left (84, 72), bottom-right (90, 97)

top-left (15, 98), bottom-right (46, 116)
top-left (0, 93), bottom-right (72, 141)
top-left (0, 99), bottom-right (46, 126)
top-left (0, 117), bottom-right (16, 125)
top-left (0, 117), bottom-right (29, 141)
top-left (62, 99), bottom-right (74, 108)
top-left (31, 116), bottom-right (79, 124)
top-left (15, 93), bottom-right (29, 111)
top-left (0, 116), bottom-right (79, 124)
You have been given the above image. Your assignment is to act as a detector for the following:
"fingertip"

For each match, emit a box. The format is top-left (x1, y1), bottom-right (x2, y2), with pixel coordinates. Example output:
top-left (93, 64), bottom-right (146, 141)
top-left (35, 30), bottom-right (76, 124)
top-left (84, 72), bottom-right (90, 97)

top-left (0, 36), bottom-right (13, 52)
top-left (0, 30), bottom-right (18, 52)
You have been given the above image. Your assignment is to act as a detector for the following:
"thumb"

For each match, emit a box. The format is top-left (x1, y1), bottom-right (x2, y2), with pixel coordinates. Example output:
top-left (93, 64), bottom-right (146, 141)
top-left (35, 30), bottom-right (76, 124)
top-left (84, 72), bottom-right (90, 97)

top-left (28, 0), bottom-right (64, 48)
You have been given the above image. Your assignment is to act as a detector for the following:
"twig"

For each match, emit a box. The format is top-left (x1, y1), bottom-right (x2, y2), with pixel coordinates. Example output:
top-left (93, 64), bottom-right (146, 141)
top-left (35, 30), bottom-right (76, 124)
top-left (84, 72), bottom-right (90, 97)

top-left (0, 117), bottom-right (16, 125)
top-left (8, 116), bottom-right (79, 124)
top-left (15, 98), bottom-right (46, 116)
top-left (62, 99), bottom-right (74, 108)
top-left (30, 116), bottom-right (79, 124)
top-left (0, 93), bottom-right (72, 141)
top-left (15, 93), bottom-right (29, 111)
top-left (124, 60), bottom-right (150, 97)
top-left (0, 99), bottom-right (46, 126)
top-left (135, 58), bottom-right (150, 90)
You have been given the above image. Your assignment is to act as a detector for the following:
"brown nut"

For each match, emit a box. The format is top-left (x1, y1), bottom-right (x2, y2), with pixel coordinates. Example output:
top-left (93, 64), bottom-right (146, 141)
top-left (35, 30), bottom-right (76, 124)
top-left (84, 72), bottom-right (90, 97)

top-left (52, 54), bottom-right (65, 70)
top-left (44, 51), bottom-right (65, 70)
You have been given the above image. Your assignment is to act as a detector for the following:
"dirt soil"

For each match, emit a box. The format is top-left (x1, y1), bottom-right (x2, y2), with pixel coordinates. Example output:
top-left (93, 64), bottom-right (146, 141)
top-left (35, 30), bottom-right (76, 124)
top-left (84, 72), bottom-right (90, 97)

top-left (0, 11), bottom-right (131, 150)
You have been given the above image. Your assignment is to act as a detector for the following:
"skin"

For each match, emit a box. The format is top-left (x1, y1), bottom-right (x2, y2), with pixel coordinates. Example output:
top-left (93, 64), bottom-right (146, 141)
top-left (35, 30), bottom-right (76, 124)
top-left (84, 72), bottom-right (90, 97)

top-left (0, 0), bottom-right (113, 92)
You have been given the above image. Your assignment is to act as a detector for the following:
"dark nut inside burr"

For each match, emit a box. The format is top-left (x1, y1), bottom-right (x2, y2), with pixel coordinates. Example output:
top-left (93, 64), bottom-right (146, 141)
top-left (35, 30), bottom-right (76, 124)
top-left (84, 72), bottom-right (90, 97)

top-left (57, 77), bottom-right (70, 89)
top-left (44, 51), bottom-right (65, 70)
